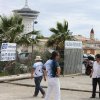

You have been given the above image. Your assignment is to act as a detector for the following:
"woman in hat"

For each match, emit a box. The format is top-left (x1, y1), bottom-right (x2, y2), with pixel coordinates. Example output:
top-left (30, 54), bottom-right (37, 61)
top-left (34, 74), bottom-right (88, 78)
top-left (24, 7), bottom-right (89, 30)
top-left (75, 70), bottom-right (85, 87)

top-left (31, 56), bottom-right (45, 98)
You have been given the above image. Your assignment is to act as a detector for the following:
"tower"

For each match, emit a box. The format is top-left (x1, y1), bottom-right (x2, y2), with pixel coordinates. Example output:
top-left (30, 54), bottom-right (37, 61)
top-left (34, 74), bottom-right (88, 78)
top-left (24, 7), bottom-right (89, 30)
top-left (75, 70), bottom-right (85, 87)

top-left (13, 0), bottom-right (39, 34)
top-left (90, 28), bottom-right (94, 40)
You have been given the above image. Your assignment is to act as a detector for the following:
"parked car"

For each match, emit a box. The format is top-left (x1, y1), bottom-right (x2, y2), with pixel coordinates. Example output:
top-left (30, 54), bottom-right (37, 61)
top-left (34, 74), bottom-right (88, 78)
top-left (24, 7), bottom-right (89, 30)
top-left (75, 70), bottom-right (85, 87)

top-left (17, 52), bottom-right (31, 64)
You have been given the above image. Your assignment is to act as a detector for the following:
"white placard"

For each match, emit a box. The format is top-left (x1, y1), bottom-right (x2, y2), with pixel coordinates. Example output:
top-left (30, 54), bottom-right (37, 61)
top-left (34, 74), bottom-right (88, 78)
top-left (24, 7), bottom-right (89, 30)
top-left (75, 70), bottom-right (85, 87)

top-left (0, 43), bottom-right (16, 61)
top-left (65, 41), bottom-right (82, 49)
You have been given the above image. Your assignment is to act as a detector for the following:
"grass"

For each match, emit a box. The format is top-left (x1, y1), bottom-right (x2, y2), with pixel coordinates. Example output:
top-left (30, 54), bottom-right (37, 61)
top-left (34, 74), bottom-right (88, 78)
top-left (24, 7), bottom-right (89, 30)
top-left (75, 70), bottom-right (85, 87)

top-left (0, 72), bottom-right (8, 77)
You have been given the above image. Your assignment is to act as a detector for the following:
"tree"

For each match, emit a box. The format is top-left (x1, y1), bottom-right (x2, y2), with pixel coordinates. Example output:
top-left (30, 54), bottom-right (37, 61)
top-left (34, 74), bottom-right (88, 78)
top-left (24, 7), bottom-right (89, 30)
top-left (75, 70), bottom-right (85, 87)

top-left (47, 20), bottom-right (73, 74)
top-left (0, 14), bottom-right (43, 75)
top-left (0, 14), bottom-right (44, 45)
top-left (0, 14), bottom-right (24, 43)
top-left (26, 30), bottom-right (40, 44)
top-left (47, 20), bottom-right (73, 50)
top-left (0, 14), bottom-right (41, 50)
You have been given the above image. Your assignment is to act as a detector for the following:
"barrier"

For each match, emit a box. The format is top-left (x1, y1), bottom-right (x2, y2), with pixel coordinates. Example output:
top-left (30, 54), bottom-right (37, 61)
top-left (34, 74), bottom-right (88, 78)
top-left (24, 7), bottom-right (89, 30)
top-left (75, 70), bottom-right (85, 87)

top-left (64, 41), bottom-right (83, 75)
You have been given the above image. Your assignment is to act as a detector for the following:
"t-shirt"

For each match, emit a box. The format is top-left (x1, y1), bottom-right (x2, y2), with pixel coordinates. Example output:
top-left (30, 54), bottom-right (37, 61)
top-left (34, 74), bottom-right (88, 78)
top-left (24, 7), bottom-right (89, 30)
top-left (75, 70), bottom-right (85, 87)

top-left (33, 62), bottom-right (43, 77)
top-left (44, 59), bottom-right (60, 78)
top-left (92, 61), bottom-right (100, 78)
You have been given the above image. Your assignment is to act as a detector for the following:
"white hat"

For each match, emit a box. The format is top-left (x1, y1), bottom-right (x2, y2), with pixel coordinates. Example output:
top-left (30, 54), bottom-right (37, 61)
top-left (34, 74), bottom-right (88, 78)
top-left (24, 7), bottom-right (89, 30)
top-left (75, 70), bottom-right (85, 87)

top-left (35, 56), bottom-right (42, 61)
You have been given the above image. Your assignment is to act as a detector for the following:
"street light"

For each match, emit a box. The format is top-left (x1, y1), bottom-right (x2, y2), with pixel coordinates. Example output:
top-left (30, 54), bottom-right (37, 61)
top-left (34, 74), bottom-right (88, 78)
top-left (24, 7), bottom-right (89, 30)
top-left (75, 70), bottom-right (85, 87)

top-left (31, 35), bottom-right (36, 63)
top-left (33, 21), bottom-right (38, 31)
top-left (31, 21), bottom-right (38, 63)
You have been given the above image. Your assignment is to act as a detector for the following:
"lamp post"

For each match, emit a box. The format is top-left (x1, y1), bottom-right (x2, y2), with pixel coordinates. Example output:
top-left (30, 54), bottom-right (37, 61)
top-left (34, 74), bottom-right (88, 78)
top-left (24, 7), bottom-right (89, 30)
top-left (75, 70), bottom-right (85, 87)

top-left (31, 21), bottom-right (38, 63)
top-left (33, 21), bottom-right (38, 29)
top-left (31, 35), bottom-right (37, 62)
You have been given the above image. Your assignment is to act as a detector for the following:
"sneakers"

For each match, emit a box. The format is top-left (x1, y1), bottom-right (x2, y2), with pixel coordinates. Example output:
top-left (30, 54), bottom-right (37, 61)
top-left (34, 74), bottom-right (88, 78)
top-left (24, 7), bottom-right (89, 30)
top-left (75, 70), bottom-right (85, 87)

top-left (33, 94), bottom-right (45, 98)
top-left (90, 96), bottom-right (95, 98)
top-left (42, 93), bottom-right (45, 98)
top-left (33, 95), bottom-right (37, 97)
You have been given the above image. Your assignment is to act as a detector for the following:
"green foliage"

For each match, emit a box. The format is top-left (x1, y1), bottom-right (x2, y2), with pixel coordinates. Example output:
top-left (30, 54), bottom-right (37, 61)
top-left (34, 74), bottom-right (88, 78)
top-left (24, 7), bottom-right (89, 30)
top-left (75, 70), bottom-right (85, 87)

top-left (0, 14), bottom-right (42, 47)
top-left (47, 20), bottom-right (73, 75)
top-left (0, 14), bottom-right (24, 43)
top-left (36, 34), bottom-right (45, 39)
top-left (0, 72), bottom-right (8, 77)
top-left (47, 20), bottom-right (73, 50)
top-left (41, 50), bottom-right (51, 63)
top-left (0, 14), bottom-right (47, 76)
top-left (0, 14), bottom-right (44, 45)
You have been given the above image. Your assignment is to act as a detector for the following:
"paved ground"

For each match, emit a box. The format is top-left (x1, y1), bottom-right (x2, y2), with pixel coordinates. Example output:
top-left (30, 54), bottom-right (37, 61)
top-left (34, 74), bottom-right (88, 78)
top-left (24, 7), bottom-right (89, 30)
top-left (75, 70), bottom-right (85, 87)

top-left (0, 83), bottom-right (97, 100)
top-left (0, 75), bottom-right (100, 100)
top-left (0, 83), bottom-right (100, 100)
top-left (9, 75), bottom-right (99, 92)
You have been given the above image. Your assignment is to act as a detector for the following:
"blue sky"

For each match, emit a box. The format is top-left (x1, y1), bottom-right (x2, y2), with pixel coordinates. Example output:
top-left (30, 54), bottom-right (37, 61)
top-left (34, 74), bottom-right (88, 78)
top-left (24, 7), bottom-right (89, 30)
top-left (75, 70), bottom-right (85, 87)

top-left (0, 0), bottom-right (100, 39)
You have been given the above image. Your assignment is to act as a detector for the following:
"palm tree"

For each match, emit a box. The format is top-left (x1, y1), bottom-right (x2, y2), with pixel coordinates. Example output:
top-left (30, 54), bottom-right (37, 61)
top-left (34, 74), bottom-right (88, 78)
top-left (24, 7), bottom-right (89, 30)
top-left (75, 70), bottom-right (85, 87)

top-left (0, 14), bottom-right (32, 52)
top-left (47, 20), bottom-right (73, 75)
top-left (47, 20), bottom-right (73, 50)
top-left (0, 14), bottom-right (43, 74)
top-left (0, 14), bottom-right (44, 45)
top-left (0, 14), bottom-right (25, 74)
top-left (0, 14), bottom-right (43, 54)
top-left (0, 14), bottom-right (24, 43)
top-left (26, 30), bottom-right (40, 44)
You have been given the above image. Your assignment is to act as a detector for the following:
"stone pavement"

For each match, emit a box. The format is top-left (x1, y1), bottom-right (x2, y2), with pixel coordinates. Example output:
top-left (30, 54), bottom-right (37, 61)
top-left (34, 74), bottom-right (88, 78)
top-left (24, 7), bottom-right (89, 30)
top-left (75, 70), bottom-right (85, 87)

top-left (0, 75), bottom-right (100, 100)
top-left (8, 75), bottom-right (99, 92)
top-left (0, 83), bottom-right (100, 100)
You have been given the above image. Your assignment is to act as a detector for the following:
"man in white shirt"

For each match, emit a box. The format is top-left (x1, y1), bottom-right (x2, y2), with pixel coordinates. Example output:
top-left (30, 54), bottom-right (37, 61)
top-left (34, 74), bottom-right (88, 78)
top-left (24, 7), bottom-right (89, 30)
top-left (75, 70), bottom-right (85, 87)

top-left (31, 56), bottom-right (45, 98)
top-left (90, 54), bottom-right (100, 98)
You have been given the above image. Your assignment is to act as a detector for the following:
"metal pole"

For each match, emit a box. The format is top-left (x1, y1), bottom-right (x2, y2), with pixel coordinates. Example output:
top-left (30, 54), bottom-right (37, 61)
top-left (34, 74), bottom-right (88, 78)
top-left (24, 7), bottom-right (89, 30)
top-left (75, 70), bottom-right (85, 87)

top-left (32, 43), bottom-right (34, 65)
top-left (31, 21), bottom-right (38, 65)
top-left (31, 21), bottom-right (35, 65)
top-left (15, 44), bottom-right (17, 75)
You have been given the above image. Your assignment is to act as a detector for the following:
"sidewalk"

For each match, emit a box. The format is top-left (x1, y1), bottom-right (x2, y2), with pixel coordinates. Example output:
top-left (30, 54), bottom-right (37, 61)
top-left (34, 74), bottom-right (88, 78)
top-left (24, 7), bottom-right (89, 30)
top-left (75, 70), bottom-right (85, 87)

top-left (0, 73), bottom-right (30, 82)
top-left (2, 74), bottom-right (98, 92)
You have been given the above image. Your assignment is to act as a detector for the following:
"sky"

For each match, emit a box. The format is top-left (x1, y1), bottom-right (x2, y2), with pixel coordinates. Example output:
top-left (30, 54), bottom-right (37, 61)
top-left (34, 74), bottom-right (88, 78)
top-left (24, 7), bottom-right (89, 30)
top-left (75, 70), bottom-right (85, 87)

top-left (0, 0), bottom-right (100, 40)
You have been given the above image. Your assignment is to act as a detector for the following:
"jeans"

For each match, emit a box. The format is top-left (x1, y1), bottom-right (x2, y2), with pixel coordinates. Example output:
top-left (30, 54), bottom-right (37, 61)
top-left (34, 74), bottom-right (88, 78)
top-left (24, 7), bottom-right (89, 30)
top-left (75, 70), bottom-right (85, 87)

top-left (92, 78), bottom-right (100, 97)
top-left (34, 76), bottom-right (45, 96)
top-left (45, 77), bottom-right (61, 100)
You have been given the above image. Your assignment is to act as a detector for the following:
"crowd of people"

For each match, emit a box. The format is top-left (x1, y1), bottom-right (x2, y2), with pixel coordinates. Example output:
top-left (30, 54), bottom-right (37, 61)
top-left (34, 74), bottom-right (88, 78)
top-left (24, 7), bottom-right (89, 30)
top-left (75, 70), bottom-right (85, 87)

top-left (31, 51), bottom-right (61, 100)
top-left (83, 54), bottom-right (100, 98)
top-left (31, 51), bottom-right (100, 100)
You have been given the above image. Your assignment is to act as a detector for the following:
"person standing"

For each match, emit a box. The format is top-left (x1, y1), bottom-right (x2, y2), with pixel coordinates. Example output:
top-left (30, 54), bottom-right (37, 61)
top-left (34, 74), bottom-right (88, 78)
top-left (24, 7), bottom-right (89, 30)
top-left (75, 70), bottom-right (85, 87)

top-left (44, 51), bottom-right (61, 100)
top-left (31, 56), bottom-right (45, 98)
top-left (90, 54), bottom-right (100, 98)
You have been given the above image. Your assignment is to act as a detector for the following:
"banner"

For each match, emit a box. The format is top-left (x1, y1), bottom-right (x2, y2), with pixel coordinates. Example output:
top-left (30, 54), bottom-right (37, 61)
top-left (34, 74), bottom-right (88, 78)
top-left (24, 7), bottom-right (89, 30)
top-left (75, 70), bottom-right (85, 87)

top-left (65, 41), bottom-right (82, 49)
top-left (0, 43), bottom-right (16, 61)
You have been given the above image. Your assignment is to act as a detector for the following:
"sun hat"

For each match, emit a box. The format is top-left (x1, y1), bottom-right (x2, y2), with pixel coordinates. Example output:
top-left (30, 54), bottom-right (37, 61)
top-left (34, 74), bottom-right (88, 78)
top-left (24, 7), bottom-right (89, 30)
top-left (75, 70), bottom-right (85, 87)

top-left (35, 56), bottom-right (42, 61)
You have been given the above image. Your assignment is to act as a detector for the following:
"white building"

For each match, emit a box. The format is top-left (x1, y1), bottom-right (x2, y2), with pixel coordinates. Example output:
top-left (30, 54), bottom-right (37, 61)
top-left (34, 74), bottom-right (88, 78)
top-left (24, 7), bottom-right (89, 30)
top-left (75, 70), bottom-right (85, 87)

top-left (13, 0), bottom-right (39, 34)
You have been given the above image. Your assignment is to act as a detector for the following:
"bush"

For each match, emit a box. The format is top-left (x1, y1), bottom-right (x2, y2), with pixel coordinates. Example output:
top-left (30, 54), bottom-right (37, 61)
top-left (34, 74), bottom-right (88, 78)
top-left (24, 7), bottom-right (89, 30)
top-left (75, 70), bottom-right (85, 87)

top-left (0, 72), bottom-right (8, 77)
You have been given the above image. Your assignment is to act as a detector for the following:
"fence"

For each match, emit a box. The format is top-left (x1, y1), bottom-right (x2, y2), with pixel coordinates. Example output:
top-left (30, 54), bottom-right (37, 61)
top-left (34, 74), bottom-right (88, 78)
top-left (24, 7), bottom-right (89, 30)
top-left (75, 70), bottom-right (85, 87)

top-left (0, 41), bottom-right (83, 76)
top-left (64, 41), bottom-right (83, 75)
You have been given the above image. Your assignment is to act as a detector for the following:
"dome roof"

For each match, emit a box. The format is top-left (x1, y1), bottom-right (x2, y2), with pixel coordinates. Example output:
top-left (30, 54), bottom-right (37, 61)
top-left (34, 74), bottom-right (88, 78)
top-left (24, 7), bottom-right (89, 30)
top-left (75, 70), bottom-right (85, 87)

top-left (13, 7), bottom-right (39, 14)
top-left (13, 0), bottom-right (39, 18)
